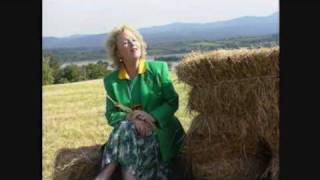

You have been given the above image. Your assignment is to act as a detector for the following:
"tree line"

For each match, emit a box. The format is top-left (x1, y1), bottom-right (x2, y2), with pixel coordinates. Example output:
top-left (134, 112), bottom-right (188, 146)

top-left (42, 55), bottom-right (111, 85)
top-left (43, 34), bottom-right (279, 64)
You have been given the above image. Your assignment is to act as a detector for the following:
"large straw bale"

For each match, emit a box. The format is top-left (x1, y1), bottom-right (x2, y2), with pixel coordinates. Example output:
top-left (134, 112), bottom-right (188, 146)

top-left (185, 115), bottom-right (259, 152)
top-left (52, 144), bottom-right (103, 180)
top-left (271, 156), bottom-right (279, 180)
top-left (176, 48), bottom-right (279, 180)
top-left (182, 115), bottom-right (270, 180)
top-left (186, 77), bottom-right (279, 115)
top-left (186, 79), bottom-right (279, 155)
top-left (52, 145), bottom-right (194, 180)
top-left (176, 48), bottom-right (279, 86)
top-left (191, 154), bottom-right (268, 180)
top-left (177, 48), bottom-right (279, 154)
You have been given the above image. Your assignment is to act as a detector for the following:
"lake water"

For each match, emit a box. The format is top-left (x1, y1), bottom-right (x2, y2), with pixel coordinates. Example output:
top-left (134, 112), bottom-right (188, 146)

top-left (61, 53), bottom-right (187, 68)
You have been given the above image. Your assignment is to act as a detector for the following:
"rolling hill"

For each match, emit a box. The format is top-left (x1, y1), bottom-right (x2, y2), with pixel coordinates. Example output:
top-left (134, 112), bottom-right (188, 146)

top-left (43, 12), bottom-right (279, 49)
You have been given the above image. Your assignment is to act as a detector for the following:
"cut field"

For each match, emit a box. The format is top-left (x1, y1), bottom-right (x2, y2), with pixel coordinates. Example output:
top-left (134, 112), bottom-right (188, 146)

top-left (42, 72), bottom-right (194, 180)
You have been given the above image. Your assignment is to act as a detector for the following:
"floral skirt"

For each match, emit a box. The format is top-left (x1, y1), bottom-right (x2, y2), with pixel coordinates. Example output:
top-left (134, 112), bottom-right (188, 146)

top-left (101, 120), bottom-right (170, 180)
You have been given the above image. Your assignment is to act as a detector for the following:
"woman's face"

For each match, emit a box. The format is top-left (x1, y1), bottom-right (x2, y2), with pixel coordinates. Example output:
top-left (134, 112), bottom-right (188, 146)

top-left (116, 30), bottom-right (141, 63)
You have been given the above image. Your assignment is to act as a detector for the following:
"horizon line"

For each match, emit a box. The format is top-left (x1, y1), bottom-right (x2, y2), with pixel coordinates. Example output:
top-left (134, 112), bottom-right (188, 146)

top-left (43, 11), bottom-right (279, 38)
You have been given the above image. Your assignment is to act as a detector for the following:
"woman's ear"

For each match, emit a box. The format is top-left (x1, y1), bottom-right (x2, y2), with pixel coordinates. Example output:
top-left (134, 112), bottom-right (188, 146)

top-left (115, 48), bottom-right (122, 60)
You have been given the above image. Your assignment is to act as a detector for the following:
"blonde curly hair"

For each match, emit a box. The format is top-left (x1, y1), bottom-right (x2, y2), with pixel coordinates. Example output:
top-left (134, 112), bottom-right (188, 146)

top-left (105, 24), bottom-right (147, 69)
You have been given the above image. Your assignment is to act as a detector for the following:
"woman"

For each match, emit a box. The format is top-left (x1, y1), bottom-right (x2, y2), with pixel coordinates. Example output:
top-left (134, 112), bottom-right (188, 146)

top-left (95, 25), bottom-right (185, 180)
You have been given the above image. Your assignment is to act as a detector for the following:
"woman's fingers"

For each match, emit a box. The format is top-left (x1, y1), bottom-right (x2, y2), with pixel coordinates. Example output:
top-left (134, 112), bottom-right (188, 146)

top-left (143, 118), bottom-right (155, 129)
top-left (141, 121), bottom-right (153, 136)
top-left (132, 111), bottom-right (155, 125)
top-left (131, 110), bottom-right (143, 121)
top-left (145, 123), bottom-right (152, 136)
top-left (135, 121), bottom-right (146, 137)
top-left (140, 123), bottom-right (147, 137)
top-left (130, 110), bottom-right (156, 137)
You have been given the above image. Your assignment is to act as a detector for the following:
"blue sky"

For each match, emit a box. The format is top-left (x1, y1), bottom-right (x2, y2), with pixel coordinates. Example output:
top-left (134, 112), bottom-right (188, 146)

top-left (43, 0), bottom-right (278, 37)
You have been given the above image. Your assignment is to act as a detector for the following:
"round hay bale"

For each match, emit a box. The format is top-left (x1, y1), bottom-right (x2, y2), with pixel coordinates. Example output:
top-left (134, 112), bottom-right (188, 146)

top-left (176, 47), bottom-right (279, 179)
top-left (176, 48), bottom-right (279, 86)
top-left (183, 133), bottom-right (269, 180)
top-left (270, 156), bottom-right (279, 180)
top-left (182, 115), bottom-right (271, 180)
top-left (186, 76), bottom-right (279, 115)
top-left (260, 106), bottom-right (279, 156)
top-left (186, 80), bottom-right (279, 155)
top-left (191, 154), bottom-right (268, 180)
top-left (185, 114), bottom-right (259, 145)
top-left (52, 144), bottom-right (102, 180)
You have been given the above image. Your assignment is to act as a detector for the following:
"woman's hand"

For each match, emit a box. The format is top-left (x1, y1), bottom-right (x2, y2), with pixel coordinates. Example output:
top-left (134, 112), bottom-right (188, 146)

top-left (132, 120), bottom-right (151, 137)
top-left (131, 110), bottom-right (155, 129)
top-left (127, 110), bottom-right (155, 137)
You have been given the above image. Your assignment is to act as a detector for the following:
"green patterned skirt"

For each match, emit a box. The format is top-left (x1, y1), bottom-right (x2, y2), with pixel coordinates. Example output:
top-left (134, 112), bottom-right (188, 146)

top-left (101, 120), bottom-right (170, 180)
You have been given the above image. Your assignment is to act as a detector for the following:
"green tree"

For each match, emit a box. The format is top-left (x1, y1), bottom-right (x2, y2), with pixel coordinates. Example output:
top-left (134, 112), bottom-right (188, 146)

top-left (56, 77), bottom-right (69, 84)
top-left (42, 57), bottom-right (54, 85)
top-left (47, 55), bottom-right (62, 83)
top-left (63, 65), bottom-right (81, 82)
top-left (97, 60), bottom-right (109, 68)
top-left (86, 63), bottom-right (107, 80)
top-left (54, 69), bottom-right (66, 84)
top-left (48, 55), bottom-right (61, 70)
top-left (79, 66), bottom-right (88, 81)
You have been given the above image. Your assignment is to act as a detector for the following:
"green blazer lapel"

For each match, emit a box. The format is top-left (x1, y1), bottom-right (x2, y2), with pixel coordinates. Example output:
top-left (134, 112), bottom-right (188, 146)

top-left (139, 64), bottom-right (160, 110)
top-left (138, 73), bottom-right (148, 109)
top-left (139, 68), bottom-right (153, 109)
top-left (112, 79), bottom-right (131, 107)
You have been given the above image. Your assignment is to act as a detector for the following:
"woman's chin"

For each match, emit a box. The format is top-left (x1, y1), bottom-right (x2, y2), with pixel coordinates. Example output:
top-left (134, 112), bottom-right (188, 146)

top-left (132, 54), bottom-right (141, 60)
top-left (126, 56), bottom-right (141, 63)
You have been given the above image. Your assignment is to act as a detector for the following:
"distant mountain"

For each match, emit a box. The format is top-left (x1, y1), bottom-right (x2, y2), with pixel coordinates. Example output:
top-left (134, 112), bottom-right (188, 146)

top-left (43, 12), bottom-right (279, 49)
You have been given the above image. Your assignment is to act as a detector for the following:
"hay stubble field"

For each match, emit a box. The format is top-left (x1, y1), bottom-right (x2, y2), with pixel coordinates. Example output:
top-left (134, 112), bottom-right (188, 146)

top-left (42, 72), bottom-right (194, 180)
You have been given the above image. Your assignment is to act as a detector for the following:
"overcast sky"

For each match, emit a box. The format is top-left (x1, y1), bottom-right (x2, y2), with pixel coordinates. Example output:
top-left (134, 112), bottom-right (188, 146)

top-left (43, 0), bottom-right (279, 37)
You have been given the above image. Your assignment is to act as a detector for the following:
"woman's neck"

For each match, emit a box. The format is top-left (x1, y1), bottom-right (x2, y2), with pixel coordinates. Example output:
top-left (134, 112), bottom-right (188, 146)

top-left (123, 58), bottom-right (140, 79)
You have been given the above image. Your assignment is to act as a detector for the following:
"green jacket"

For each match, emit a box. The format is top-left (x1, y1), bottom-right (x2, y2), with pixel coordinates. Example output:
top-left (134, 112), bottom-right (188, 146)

top-left (103, 60), bottom-right (185, 162)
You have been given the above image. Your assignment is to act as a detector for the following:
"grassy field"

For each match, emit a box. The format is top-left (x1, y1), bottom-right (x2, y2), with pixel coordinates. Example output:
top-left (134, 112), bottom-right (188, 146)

top-left (42, 72), bottom-right (195, 180)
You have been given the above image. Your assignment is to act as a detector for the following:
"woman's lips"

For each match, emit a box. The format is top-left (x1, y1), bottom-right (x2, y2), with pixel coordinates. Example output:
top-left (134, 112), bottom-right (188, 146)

top-left (130, 48), bottom-right (138, 53)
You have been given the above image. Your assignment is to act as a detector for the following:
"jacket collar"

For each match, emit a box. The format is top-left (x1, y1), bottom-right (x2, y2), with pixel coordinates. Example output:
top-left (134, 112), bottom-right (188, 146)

top-left (118, 59), bottom-right (146, 80)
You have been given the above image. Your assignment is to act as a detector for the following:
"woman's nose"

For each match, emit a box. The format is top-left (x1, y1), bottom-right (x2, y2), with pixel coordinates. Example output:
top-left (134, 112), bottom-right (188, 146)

top-left (128, 40), bottom-right (135, 46)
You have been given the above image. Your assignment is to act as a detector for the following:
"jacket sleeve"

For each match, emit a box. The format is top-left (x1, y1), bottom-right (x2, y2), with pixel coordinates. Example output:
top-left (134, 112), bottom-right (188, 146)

top-left (103, 77), bottom-right (127, 127)
top-left (149, 62), bottom-right (179, 129)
